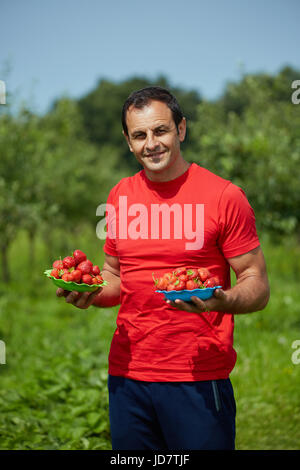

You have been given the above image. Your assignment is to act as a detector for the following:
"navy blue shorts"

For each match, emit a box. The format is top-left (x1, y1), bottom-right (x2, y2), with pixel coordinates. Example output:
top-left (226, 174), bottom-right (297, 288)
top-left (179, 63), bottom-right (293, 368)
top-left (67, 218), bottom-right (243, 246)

top-left (108, 375), bottom-right (236, 450)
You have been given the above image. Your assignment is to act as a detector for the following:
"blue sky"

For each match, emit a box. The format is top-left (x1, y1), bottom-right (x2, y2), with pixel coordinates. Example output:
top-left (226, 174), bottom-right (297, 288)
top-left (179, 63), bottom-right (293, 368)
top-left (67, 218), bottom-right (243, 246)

top-left (1, 0), bottom-right (299, 114)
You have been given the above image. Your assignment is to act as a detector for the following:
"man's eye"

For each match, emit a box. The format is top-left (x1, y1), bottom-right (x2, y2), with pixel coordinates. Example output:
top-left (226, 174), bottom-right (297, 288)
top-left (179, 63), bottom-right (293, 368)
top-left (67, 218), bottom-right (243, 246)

top-left (133, 134), bottom-right (144, 139)
top-left (156, 129), bottom-right (166, 135)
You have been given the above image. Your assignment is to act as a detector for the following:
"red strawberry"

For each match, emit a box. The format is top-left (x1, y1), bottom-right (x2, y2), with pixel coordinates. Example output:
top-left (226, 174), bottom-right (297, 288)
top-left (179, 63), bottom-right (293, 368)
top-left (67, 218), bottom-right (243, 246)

top-left (63, 256), bottom-right (75, 269)
top-left (59, 268), bottom-right (69, 277)
top-left (173, 267), bottom-right (187, 276)
top-left (93, 275), bottom-right (104, 284)
top-left (69, 269), bottom-right (82, 283)
top-left (82, 274), bottom-right (93, 285)
top-left (174, 280), bottom-right (186, 291)
top-left (50, 268), bottom-right (60, 279)
top-left (169, 275), bottom-right (178, 285)
top-left (53, 260), bottom-right (64, 270)
top-left (73, 250), bottom-right (87, 266)
top-left (186, 280), bottom-right (198, 290)
top-left (92, 265), bottom-right (100, 276)
top-left (198, 268), bottom-right (210, 282)
top-left (156, 277), bottom-right (168, 290)
top-left (167, 283), bottom-right (176, 291)
top-left (186, 269), bottom-right (199, 280)
top-left (77, 260), bottom-right (93, 274)
top-left (163, 272), bottom-right (173, 281)
top-left (62, 273), bottom-right (72, 282)
top-left (203, 277), bottom-right (219, 288)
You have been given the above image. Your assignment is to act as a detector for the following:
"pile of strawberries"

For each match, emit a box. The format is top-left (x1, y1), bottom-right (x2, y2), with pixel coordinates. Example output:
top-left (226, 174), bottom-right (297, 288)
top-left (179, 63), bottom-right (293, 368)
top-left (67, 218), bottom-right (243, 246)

top-left (50, 249), bottom-right (104, 285)
top-left (153, 267), bottom-right (220, 291)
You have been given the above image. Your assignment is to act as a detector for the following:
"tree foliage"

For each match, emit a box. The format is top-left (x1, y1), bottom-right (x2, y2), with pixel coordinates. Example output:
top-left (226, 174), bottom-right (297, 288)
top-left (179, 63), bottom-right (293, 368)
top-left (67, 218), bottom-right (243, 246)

top-left (1, 66), bottom-right (300, 280)
top-left (77, 74), bottom-right (202, 173)
top-left (185, 66), bottom-right (300, 238)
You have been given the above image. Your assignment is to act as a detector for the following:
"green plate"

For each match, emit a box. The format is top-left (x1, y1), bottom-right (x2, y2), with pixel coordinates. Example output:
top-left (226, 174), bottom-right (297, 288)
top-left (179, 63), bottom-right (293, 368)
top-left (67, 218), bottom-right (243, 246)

top-left (44, 269), bottom-right (108, 292)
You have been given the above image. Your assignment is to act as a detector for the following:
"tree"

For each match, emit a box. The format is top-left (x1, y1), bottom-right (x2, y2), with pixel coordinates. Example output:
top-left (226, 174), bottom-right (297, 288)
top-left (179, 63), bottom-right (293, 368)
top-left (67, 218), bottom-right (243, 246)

top-left (77, 75), bottom-right (202, 173)
top-left (185, 66), bottom-right (300, 239)
top-left (0, 98), bottom-right (126, 281)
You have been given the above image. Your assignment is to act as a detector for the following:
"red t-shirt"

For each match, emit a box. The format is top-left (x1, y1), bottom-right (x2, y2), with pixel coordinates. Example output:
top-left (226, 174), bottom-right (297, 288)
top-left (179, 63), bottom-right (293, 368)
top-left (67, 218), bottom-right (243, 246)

top-left (103, 162), bottom-right (260, 381)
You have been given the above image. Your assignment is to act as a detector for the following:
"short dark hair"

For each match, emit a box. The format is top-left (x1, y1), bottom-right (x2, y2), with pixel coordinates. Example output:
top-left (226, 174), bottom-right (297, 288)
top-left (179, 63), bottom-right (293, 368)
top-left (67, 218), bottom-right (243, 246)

top-left (122, 86), bottom-right (184, 136)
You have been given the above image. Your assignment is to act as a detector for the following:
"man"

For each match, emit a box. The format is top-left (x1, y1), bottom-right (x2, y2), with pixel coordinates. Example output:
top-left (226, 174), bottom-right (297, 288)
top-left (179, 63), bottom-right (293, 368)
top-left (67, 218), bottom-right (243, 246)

top-left (57, 87), bottom-right (270, 450)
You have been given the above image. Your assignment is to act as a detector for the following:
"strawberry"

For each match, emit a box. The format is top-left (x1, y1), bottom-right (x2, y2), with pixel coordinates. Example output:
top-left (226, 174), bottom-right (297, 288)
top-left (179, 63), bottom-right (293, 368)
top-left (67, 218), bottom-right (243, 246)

top-left (156, 277), bottom-right (169, 290)
top-left (73, 250), bottom-right (87, 266)
top-left (62, 273), bottom-right (72, 282)
top-left (186, 279), bottom-right (198, 290)
top-left (167, 283), bottom-right (176, 291)
top-left (198, 268), bottom-right (210, 282)
top-left (50, 268), bottom-right (60, 279)
top-left (174, 280), bottom-right (186, 291)
top-left (82, 274), bottom-right (93, 285)
top-left (93, 275), bottom-right (104, 284)
top-left (53, 260), bottom-right (64, 270)
top-left (69, 269), bottom-right (82, 283)
top-left (59, 268), bottom-right (69, 277)
top-left (169, 275), bottom-right (178, 285)
top-left (63, 256), bottom-right (75, 269)
top-left (203, 277), bottom-right (219, 288)
top-left (186, 269), bottom-right (199, 280)
top-left (173, 267), bottom-right (187, 276)
top-left (92, 265), bottom-right (100, 276)
top-left (77, 260), bottom-right (93, 274)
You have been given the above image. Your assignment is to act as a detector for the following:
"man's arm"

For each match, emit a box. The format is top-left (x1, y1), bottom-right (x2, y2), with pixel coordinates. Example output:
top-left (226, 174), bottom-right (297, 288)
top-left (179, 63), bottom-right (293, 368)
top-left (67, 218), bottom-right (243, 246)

top-left (224, 245), bottom-right (270, 313)
top-left (56, 253), bottom-right (121, 310)
top-left (92, 254), bottom-right (121, 308)
top-left (166, 246), bottom-right (270, 314)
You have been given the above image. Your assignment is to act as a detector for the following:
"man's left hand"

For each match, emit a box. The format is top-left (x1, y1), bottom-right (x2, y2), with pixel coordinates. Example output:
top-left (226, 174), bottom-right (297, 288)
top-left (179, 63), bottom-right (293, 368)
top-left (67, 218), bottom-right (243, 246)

top-left (165, 288), bottom-right (229, 314)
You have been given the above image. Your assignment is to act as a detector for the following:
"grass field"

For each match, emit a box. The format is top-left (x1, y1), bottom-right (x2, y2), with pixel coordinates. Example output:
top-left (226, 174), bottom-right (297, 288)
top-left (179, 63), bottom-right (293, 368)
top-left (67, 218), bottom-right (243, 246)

top-left (0, 229), bottom-right (299, 450)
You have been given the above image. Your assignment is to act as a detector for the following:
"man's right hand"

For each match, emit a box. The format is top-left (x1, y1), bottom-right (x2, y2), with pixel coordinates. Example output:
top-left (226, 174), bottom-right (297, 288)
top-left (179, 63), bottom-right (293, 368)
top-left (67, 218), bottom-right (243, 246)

top-left (56, 287), bottom-right (102, 309)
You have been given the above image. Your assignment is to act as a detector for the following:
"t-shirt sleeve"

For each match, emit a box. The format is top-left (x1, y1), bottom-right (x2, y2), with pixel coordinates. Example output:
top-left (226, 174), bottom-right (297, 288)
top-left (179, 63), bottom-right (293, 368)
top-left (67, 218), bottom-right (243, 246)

top-left (102, 186), bottom-right (118, 257)
top-left (217, 182), bottom-right (260, 258)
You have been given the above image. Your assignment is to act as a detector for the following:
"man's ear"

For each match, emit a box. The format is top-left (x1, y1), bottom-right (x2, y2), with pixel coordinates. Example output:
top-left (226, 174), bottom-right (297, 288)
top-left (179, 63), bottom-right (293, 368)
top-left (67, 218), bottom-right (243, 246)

top-left (178, 117), bottom-right (187, 143)
top-left (122, 130), bottom-right (133, 152)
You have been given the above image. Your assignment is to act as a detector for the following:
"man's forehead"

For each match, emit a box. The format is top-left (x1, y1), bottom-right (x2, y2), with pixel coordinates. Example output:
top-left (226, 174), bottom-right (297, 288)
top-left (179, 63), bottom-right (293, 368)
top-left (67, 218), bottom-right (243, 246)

top-left (126, 101), bottom-right (173, 129)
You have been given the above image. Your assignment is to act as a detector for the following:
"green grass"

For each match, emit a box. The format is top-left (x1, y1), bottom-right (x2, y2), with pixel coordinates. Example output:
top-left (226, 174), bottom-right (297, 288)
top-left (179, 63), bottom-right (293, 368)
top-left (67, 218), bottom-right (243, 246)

top-left (0, 230), bottom-right (299, 449)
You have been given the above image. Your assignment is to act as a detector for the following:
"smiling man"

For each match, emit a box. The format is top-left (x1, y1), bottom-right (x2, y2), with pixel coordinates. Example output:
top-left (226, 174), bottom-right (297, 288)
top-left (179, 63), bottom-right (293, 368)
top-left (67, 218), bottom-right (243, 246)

top-left (57, 86), bottom-right (270, 450)
top-left (123, 98), bottom-right (188, 181)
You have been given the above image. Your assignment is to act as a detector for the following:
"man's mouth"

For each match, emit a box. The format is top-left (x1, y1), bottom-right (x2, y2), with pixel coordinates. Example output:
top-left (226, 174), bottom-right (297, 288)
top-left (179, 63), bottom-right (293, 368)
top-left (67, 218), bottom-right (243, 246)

top-left (145, 151), bottom-right (165, 158)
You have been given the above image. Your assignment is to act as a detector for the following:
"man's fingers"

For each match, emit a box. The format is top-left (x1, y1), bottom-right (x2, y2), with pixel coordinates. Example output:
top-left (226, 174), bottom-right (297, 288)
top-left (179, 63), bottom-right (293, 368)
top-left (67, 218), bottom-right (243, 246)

top-left (89, 287), bottom-right (102, 301)
top-left (56, 286), bottom-right (102, 309)
top-left (56, 288), bottom-right (69, 297)
top-left (190, 296), bottom-right (206, 310)
top-left (166, 296), bottom-right (210, 313)
top-left (65, 291), bottom-right (81, 303)
top-left (213, 288), bottom-right (225, 299)
top-left (73, 287), bottom-right (102, 309)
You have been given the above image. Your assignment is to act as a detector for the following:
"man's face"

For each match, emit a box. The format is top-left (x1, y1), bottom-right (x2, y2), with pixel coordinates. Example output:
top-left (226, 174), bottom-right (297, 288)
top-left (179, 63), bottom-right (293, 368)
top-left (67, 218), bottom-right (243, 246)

top-left (123, 100), bottom-right (186, 177)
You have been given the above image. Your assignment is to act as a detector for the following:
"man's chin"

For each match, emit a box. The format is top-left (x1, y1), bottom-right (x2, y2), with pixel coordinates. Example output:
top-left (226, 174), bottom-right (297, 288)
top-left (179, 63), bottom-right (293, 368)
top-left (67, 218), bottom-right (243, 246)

top-left (143, 161), bottom-right (168, 172)
top-left (142, 154), bottom-right (169, 171)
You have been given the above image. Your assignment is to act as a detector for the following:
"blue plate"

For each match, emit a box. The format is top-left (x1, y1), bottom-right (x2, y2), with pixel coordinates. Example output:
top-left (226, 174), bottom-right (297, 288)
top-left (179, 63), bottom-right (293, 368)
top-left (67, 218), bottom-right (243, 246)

top-left (156, 286), bottom-right (222, 302)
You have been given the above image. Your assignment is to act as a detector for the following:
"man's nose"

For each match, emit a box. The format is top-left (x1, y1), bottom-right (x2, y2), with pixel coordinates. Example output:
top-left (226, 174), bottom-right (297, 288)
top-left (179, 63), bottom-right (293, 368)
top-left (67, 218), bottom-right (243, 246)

top-left (145, 133), bottom-right (160, 152)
